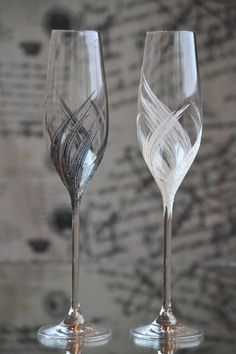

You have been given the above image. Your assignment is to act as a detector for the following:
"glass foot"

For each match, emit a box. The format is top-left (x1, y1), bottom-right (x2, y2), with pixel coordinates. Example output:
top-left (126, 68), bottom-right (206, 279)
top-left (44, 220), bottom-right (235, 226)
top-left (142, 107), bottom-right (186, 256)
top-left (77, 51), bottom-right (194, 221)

top-left (37, 321), bottom-right (112, 348)
top-left (130, 321), bottom-right (203, 348)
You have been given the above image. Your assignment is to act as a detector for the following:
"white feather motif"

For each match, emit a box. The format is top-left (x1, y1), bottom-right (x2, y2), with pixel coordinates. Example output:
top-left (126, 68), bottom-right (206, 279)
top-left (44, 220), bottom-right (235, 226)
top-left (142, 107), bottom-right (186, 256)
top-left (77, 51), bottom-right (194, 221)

top-left (138, 73), bottom-right (202, 196)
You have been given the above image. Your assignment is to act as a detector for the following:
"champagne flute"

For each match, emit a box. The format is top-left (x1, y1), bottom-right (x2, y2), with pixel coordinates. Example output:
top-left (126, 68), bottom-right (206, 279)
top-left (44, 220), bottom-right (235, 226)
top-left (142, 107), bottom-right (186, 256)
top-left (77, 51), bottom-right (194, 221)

top-left (37, 30), bottom-right (111, 346)
top-left (130, 31), bottom-right (203, 346)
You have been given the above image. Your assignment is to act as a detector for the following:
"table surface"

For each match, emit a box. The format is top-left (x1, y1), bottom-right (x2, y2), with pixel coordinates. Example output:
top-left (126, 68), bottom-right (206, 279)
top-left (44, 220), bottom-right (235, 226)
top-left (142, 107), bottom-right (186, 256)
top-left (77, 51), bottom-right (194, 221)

top-left (0, 261), bottom-right (235, 354)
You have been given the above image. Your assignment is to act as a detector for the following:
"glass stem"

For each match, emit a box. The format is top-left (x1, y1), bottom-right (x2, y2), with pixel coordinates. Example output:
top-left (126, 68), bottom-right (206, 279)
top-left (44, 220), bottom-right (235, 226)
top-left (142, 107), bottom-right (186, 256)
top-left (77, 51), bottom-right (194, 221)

top-left (163, 201), bottom-right (173, 311)
top-left (156, 197), bottom-right (176, 327)
top-left (71, 199), bottom-right (80, 310)
top-left (64, 198), bottom-right (85, 327)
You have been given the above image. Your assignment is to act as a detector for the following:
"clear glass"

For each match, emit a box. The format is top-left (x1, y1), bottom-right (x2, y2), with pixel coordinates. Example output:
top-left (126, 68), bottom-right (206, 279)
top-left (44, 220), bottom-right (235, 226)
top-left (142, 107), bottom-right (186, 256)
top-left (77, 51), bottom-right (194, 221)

top-left (130, 31), bottom-right (203, 346)
top-left (37, 30), bottom-right (111, 346)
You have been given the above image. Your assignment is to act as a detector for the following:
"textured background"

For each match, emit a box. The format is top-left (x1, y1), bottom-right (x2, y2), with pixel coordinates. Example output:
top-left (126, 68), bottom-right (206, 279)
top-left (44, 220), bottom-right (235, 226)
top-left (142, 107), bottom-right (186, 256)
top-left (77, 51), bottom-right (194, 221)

top-left (0, 0), bottom-right (236, 352)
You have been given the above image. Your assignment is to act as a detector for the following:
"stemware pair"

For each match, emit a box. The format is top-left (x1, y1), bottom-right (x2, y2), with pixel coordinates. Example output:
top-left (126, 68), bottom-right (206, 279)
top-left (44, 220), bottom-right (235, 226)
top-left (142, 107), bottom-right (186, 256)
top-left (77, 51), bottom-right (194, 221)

top-left (38, 30), bottom-right (203, 348)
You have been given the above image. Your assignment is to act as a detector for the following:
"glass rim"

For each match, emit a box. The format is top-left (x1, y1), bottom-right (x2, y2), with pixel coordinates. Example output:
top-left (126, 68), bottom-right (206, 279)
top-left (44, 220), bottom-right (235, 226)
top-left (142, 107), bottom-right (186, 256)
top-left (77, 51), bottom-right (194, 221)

top-left (146, 30), bottom-right (196, 35)
top-left (51, 29), bottom-right (99, 34)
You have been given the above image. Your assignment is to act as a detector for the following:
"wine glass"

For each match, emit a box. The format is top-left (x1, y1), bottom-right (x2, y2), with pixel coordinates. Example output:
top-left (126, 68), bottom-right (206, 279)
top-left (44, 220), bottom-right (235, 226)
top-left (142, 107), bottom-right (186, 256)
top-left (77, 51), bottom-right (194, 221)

top-left (130, 31), bottom-right (203, 346)
top-left (37, 30), bottom-right (111, 346)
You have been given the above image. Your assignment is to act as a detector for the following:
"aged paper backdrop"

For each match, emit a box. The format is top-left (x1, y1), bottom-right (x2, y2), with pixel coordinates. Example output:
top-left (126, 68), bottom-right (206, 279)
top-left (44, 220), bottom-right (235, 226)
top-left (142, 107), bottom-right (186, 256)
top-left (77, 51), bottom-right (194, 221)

top-left (0, 0), bottom-right (236, 352)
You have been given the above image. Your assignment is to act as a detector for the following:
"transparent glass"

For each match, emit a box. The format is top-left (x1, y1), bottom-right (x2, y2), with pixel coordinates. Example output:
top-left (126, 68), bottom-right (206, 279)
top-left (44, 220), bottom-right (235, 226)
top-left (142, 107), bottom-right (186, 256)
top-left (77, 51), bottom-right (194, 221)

top-left (130, 31), bottom-right (203, 346)
top-left (37, 30), bottom-right (111, 346)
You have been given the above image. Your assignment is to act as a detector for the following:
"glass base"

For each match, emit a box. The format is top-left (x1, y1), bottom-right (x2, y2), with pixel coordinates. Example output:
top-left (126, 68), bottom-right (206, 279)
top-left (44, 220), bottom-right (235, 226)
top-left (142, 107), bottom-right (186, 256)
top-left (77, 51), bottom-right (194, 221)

top-left (37, 321), bottom-right (112, 348)
top-left (130, 321), bottom-right (203, 349)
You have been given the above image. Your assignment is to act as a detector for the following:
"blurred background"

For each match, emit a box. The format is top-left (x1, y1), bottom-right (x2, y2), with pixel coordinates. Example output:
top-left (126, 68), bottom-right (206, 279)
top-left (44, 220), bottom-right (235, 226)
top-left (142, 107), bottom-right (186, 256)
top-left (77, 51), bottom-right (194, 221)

top-left (0, 0), bottom-right (236, 353)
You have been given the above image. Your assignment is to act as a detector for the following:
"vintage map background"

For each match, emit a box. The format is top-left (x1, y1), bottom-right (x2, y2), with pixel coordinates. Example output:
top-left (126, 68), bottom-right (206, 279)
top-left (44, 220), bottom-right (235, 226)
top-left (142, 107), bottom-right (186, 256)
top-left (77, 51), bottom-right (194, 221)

top-left (0, 0), bottom-right (236, 352)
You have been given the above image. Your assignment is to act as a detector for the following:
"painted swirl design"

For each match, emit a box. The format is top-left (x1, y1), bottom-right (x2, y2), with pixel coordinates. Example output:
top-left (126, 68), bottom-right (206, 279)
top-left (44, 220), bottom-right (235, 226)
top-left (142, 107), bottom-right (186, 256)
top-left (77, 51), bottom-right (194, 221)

top-left (138, 73), bottom-right (202, 193)
top-left (47, 93), bottom-right (105, 199)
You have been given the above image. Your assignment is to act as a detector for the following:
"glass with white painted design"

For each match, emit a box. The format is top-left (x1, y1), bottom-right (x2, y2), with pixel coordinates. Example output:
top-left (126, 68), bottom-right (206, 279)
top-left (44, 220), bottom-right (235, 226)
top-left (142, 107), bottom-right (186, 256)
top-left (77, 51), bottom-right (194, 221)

top-left (130, 31), bottom-right (203, 347)
top-left (37, 30), bottom-right (111, 346)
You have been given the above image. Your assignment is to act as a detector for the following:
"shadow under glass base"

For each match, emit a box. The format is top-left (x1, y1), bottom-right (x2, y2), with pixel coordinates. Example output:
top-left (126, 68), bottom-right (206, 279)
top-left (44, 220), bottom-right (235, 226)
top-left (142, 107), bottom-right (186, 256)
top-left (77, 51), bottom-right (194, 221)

top-left (37, 321), bottom-right (112, 348)
top-left (130, 321), bottom-right (203, 349)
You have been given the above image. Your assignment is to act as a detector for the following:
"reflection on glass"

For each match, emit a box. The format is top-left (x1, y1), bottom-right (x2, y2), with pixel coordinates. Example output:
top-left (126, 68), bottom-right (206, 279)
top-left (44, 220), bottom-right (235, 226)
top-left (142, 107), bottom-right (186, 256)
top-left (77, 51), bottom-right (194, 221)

top-left (132, 334), bottom-right (203, 351)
